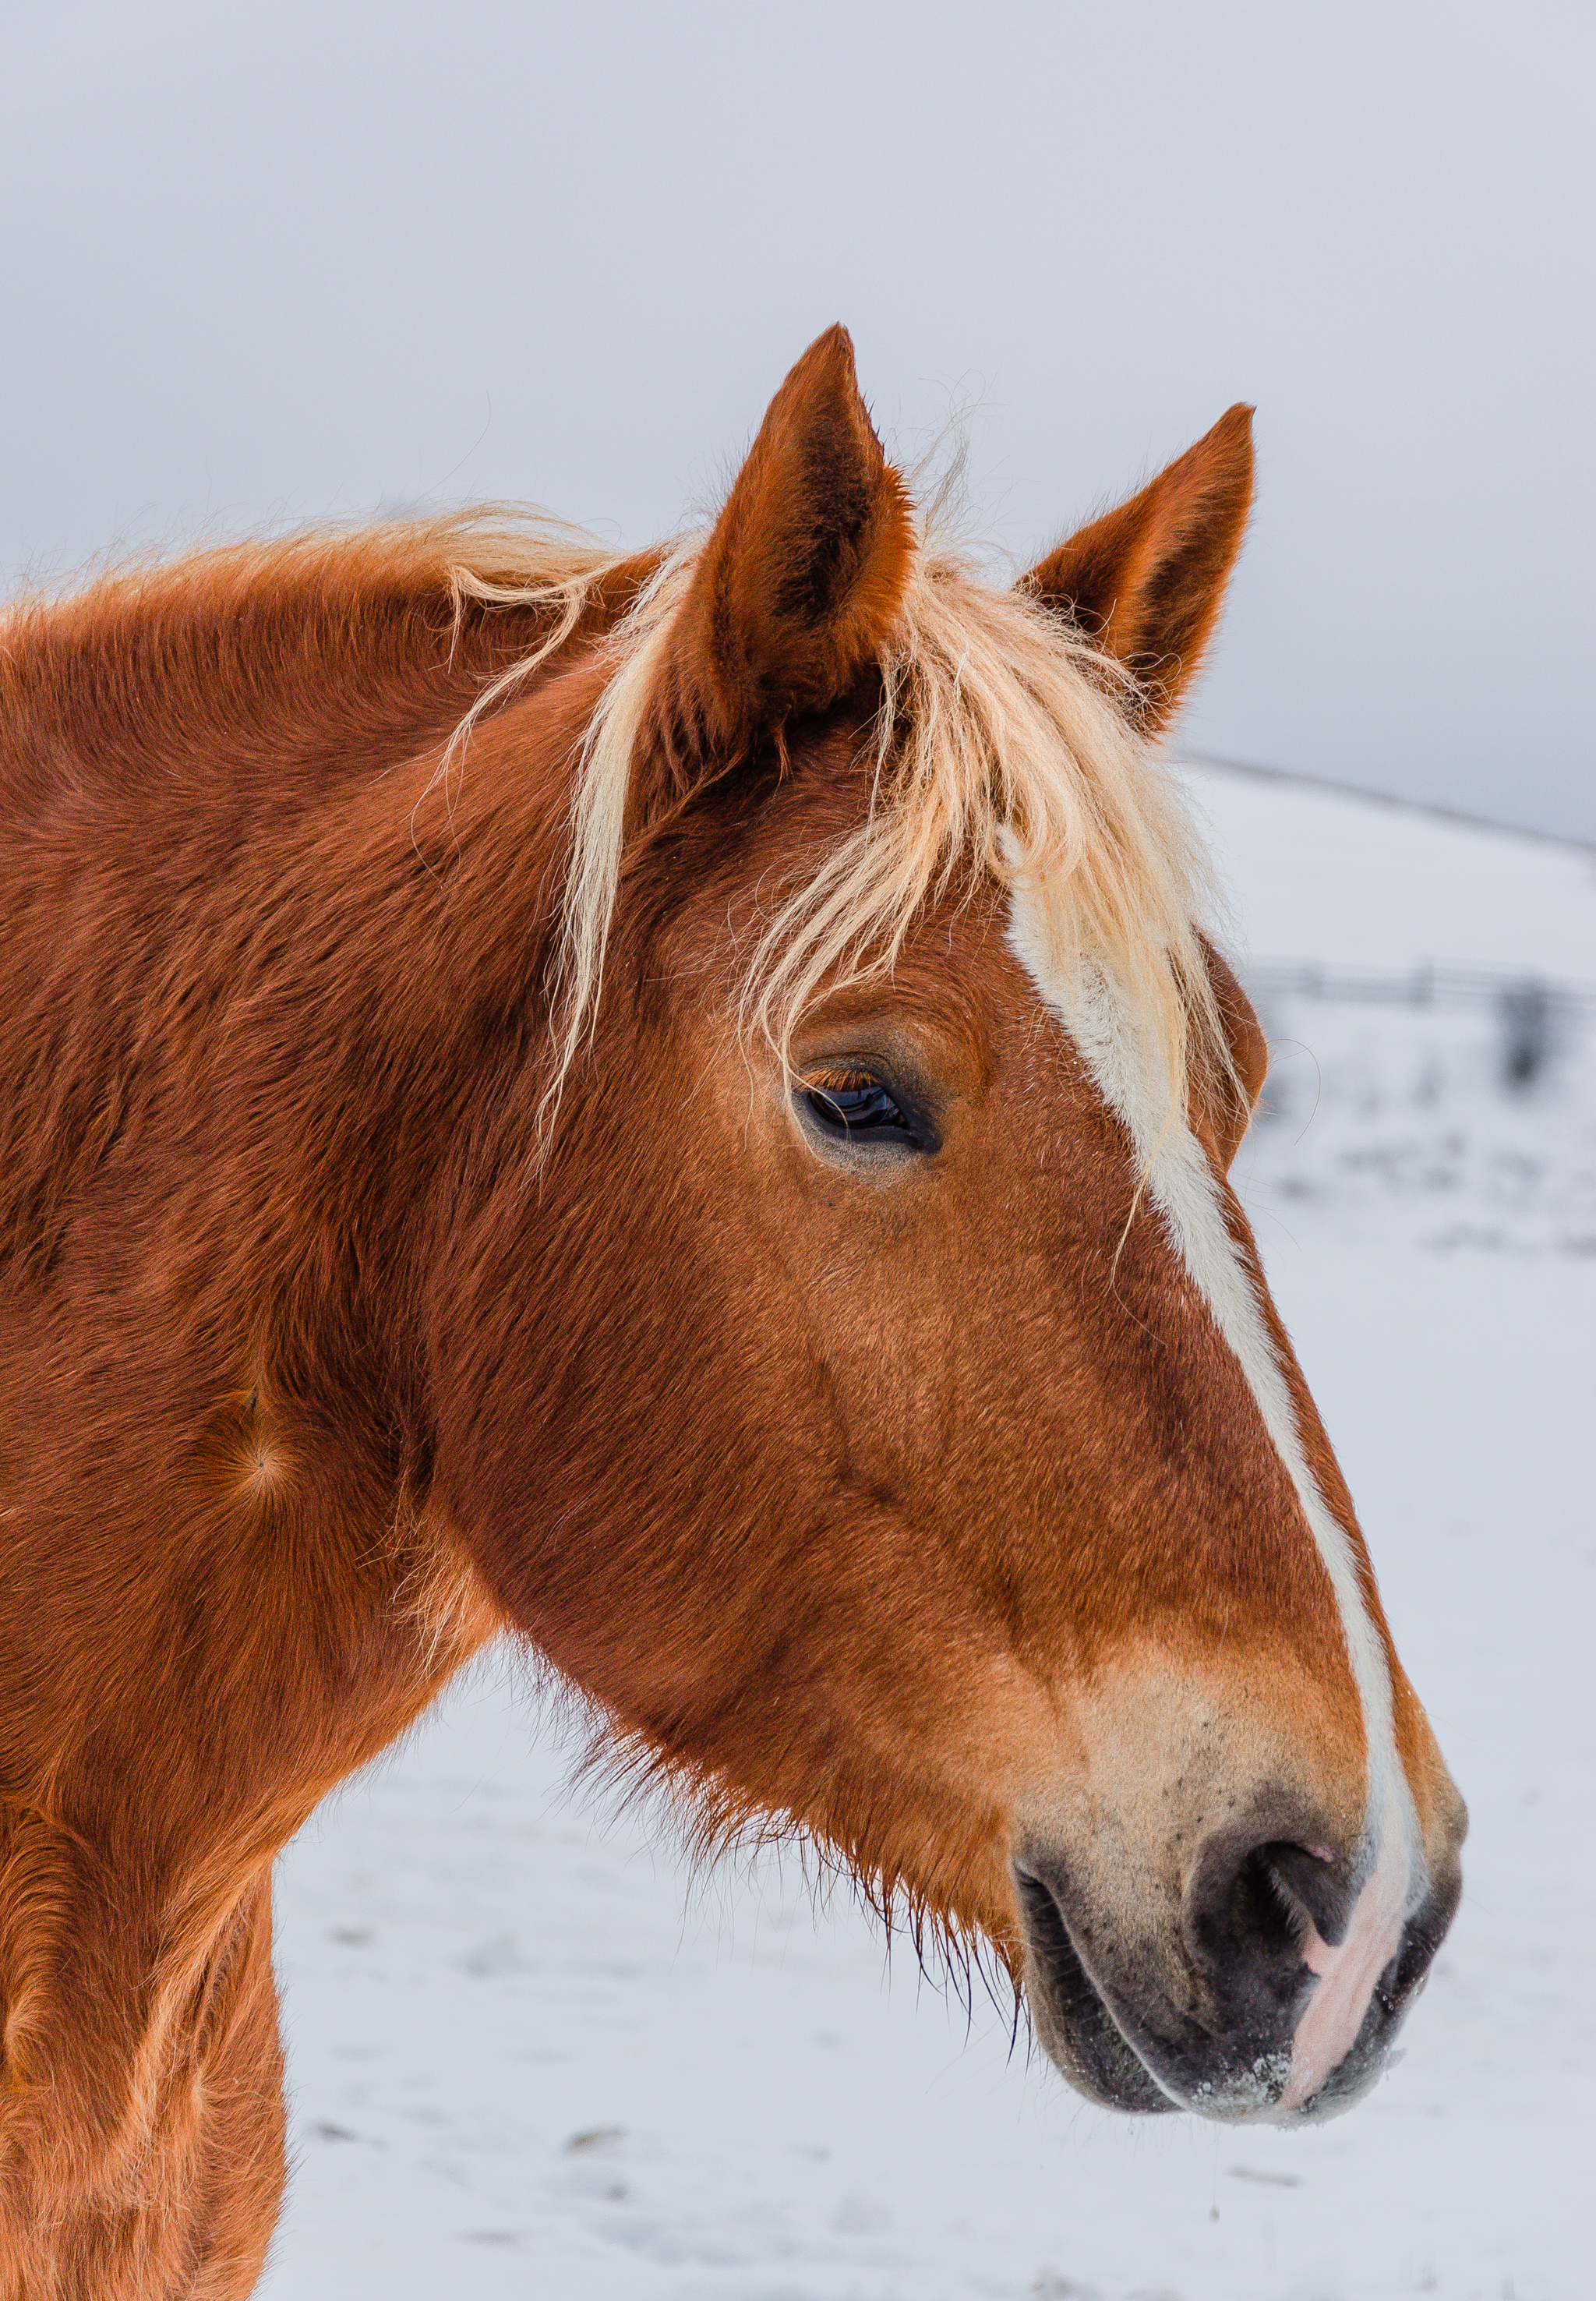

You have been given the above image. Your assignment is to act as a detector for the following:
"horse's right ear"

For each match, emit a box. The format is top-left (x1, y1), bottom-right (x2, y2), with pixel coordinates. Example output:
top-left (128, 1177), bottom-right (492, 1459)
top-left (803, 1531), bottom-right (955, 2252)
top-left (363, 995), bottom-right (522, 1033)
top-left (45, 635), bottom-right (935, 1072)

top-left (644, 326), bottom-right (915, 807)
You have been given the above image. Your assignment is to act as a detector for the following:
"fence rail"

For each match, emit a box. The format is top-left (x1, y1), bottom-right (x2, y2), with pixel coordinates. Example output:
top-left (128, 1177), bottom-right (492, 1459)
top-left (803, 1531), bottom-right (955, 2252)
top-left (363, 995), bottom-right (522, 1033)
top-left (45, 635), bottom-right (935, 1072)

top-left (1244, 959), bottom-right (1596, 1016)
top-left (1241, 959), bottom-right (1596, 1087)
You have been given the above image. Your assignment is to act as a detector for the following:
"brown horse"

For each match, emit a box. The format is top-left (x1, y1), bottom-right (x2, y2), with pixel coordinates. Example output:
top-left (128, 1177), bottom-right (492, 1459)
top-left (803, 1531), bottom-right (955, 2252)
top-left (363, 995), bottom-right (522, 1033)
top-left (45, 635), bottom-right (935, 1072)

top-left (0, 327), bottom-right (1464, 2296)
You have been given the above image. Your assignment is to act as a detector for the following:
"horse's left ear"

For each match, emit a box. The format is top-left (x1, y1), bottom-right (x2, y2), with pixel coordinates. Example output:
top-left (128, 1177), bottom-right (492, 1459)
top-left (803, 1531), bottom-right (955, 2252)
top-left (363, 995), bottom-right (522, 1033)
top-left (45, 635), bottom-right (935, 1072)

top-left (1022, 405), bottom-right (1255, 731)
top-left (647, 325), bottom-right (916, 796)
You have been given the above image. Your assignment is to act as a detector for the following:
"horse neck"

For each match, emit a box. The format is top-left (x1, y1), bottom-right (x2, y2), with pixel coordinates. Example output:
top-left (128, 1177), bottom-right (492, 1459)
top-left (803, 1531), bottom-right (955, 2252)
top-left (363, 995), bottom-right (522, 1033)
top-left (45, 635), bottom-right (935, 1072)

top-left (0, 546), bottom-right (644, 2282)
top-left (0, 556), bottom-right (611, 1871)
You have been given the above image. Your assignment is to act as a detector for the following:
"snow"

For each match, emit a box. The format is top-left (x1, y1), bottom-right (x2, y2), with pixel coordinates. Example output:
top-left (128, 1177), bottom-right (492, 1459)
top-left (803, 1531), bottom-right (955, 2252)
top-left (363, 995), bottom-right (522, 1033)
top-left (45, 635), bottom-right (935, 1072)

top-left (1182, 764), bottom-right (1596, 982)
top-left (260, 769), bottom-right (1595, 2300)
top-left (1182, 766), bottom-right (1596, 1264)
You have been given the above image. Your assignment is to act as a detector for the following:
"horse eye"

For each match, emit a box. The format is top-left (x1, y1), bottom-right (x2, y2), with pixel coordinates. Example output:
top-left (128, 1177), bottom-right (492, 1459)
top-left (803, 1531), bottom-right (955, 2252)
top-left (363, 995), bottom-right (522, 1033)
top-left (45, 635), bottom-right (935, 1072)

top-left (800, 1068), bottom-right (930, 1150)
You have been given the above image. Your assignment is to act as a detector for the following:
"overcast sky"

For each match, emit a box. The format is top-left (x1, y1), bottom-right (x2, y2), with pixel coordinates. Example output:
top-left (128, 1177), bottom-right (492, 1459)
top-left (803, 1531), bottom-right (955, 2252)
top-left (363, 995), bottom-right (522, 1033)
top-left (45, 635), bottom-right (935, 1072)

top-left (6, 1), bottom-right (1592, 839)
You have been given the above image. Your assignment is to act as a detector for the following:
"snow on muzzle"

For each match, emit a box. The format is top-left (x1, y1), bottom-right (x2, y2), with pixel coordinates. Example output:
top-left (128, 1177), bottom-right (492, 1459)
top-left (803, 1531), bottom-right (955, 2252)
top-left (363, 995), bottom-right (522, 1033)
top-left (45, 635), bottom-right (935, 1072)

top-left (1014, 1790), bottom-right (1464, 2122)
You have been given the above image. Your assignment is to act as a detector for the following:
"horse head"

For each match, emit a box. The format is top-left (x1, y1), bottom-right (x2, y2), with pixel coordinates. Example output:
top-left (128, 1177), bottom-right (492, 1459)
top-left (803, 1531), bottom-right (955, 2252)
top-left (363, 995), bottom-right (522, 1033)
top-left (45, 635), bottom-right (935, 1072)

top-left (426, 327), bottom-right (1465, 2123)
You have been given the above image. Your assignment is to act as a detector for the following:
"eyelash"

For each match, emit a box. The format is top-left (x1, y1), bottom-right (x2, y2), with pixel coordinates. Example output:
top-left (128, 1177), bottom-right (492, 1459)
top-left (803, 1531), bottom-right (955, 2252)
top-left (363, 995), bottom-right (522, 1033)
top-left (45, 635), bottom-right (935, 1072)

top-left (799, 1069), bottom-right (930, 1150)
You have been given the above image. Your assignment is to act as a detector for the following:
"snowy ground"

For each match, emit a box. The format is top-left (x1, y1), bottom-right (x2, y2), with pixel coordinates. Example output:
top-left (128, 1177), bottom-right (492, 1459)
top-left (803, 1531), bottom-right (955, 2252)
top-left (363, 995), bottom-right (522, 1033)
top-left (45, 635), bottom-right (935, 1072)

top-left (1188, 762), bottom-right (1596, 1263)
top-left (260, 771), bottom-right (1596, 2300)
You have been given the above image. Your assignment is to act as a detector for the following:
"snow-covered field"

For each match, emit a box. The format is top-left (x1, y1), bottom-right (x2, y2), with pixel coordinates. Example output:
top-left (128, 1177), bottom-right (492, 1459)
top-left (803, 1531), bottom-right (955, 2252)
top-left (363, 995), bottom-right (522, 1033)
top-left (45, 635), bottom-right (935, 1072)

top-left (260, 768), bottom-right (1596, 2301)
top-left (1191, 765), bottom-right (1596, 1264)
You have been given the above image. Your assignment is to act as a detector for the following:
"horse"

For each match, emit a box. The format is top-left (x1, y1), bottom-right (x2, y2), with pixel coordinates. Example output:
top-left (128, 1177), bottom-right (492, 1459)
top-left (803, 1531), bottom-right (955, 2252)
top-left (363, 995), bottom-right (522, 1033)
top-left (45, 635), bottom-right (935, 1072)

top-left (0, 325), bottom-right (1465, 2297)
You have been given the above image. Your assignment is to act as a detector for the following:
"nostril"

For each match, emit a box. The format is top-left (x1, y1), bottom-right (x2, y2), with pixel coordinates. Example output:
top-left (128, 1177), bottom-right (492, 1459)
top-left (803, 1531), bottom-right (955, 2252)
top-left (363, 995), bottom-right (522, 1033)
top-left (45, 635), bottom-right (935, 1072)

top-left (1258, 1840), bottom-right (1352, 1948)
top-left (1185, 1825), bottom-right (1357, 1992)
top-left (1236, 1846), bottom-right (1318, 1960)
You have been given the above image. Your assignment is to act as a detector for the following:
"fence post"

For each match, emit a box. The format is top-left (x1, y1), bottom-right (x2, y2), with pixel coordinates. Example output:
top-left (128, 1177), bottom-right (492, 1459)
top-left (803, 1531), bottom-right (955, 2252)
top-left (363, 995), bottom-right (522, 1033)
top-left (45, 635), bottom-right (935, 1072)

top-left (1498, 980), bottom-right (1552, 1089)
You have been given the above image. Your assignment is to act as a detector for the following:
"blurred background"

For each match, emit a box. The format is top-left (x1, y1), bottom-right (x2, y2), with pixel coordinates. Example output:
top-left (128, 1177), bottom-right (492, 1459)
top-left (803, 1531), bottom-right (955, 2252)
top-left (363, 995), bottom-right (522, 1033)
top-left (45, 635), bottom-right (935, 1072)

top-left (6, 7), bottom-right (1591, 2298)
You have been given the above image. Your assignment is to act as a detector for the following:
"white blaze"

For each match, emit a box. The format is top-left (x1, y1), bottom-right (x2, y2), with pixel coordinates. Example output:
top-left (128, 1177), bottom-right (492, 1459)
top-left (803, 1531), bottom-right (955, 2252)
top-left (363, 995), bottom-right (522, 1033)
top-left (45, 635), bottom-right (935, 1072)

top-left (1006, 890), bottom-right (1420, 2113)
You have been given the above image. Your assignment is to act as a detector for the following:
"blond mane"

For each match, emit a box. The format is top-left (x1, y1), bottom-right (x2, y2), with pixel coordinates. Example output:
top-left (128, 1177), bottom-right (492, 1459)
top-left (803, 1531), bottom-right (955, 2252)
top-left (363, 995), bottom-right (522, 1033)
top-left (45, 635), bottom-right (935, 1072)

top-left (440, 507), bottom-right (1231, 1140)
